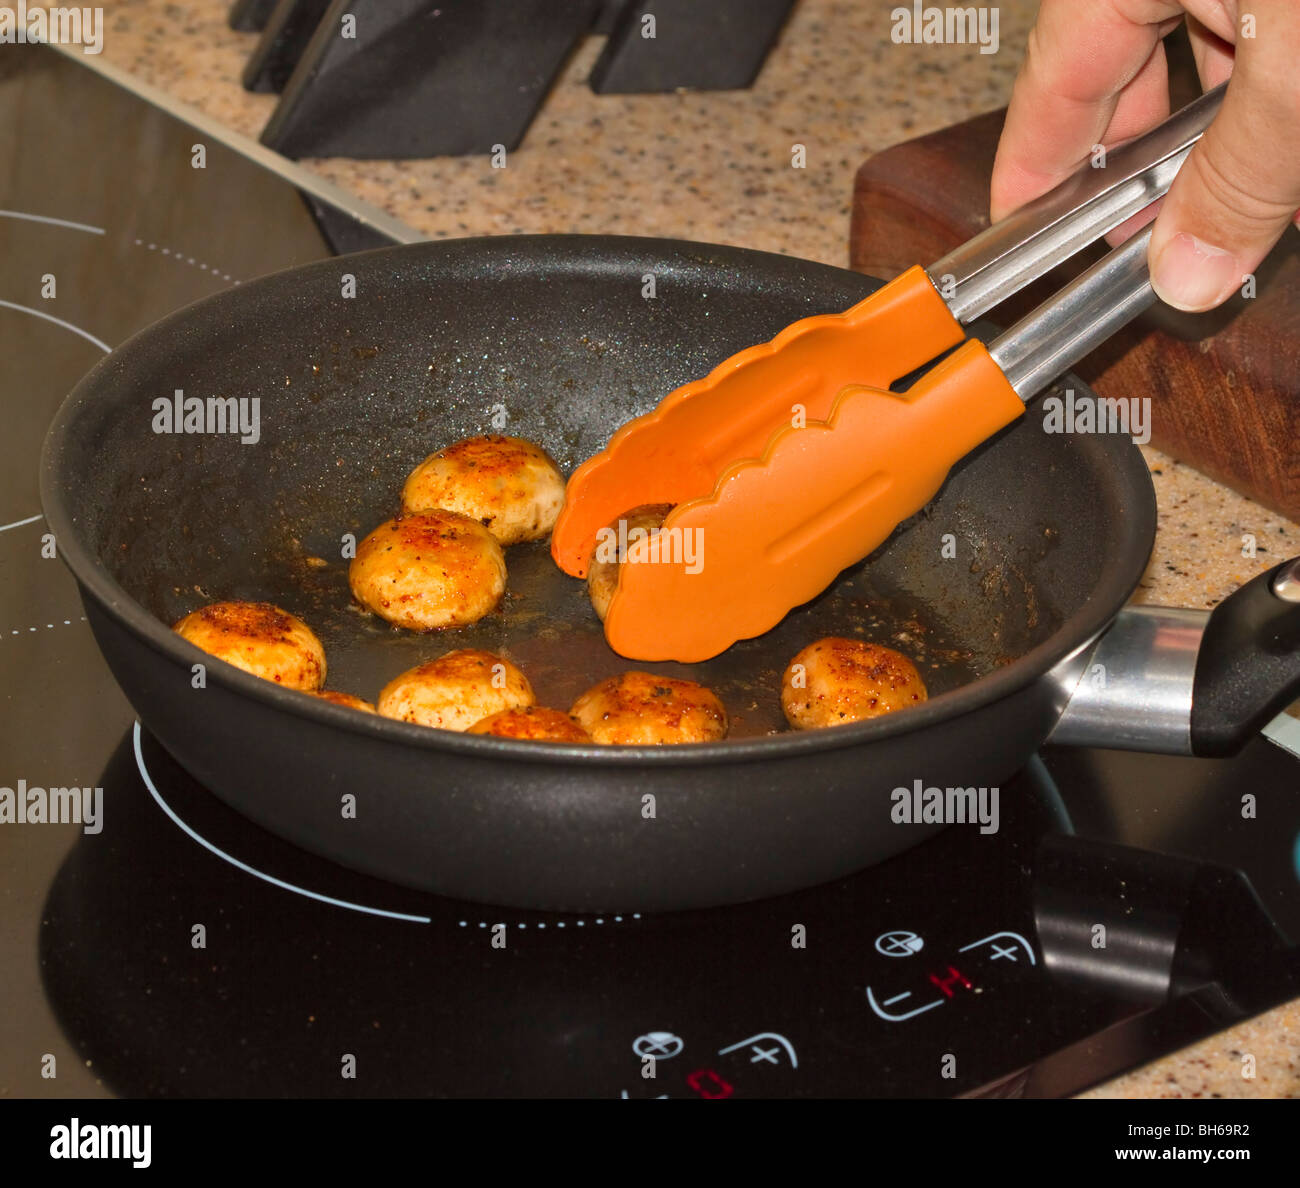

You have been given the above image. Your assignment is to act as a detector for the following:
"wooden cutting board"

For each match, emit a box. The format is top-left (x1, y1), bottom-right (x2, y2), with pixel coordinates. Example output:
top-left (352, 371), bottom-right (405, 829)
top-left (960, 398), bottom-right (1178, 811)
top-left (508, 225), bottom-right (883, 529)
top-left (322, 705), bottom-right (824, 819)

top-left (849, 108), bottom-right (1299, 523)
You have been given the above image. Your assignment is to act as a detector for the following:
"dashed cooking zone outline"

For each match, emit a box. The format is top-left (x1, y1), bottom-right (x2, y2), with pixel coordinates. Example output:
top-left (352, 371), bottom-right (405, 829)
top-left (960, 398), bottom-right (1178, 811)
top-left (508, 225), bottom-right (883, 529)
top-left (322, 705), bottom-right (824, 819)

top-left (7, 616), bottom-right (87, 635)
top-left (132, 237), bottom-right (241, 285)
top-left (132, 722), bottom-right (641, 931)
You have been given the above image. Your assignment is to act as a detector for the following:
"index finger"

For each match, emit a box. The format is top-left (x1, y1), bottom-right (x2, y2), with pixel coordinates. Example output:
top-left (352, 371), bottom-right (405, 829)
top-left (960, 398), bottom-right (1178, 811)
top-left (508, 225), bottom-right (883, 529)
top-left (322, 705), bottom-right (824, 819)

top-left (990, 0), bottom-right (1187, 220)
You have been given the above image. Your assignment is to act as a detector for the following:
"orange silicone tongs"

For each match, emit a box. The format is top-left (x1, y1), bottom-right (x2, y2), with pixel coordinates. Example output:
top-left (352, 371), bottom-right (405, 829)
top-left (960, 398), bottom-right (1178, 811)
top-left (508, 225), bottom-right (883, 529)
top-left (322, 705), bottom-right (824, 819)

top-left (553, 86), bottom-right (1225, 662)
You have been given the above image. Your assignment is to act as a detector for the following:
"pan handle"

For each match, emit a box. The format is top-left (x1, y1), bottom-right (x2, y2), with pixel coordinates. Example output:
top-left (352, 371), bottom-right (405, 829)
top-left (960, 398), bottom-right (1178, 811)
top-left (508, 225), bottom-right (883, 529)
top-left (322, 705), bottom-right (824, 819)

top-left (1048, 557), bottom-right (1300, 756)
top-left (1189, 557), bottom-right (1300, 756)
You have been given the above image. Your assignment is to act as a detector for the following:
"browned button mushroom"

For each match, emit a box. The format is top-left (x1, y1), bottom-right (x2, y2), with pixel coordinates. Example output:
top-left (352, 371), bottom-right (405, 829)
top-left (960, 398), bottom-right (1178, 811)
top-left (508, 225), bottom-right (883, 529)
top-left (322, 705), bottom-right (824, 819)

top-left (571, 671), bottom-right (728, 745)
top-left (402, 434), bottom-right (565, 546)
top-left (586, 503), bottom-right (675, 621)
top-left (781, 637), bottom-right (928, 730)
top-left (378, 648), bottom-right (534, 732)
top-left (174, 600), bottom-right (325, 691)
top-left (349, 510), bottom-right (506, 631)
top-left (468, 705), bottom-right (591, 742)
top-left (308, 690), bottom-right (377, 713)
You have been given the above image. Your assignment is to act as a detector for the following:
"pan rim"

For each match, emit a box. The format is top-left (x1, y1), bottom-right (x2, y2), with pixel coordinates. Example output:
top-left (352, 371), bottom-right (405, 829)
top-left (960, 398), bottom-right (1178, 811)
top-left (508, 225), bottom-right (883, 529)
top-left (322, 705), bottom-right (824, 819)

top-left (39, 233), bottom-right (1157, 767)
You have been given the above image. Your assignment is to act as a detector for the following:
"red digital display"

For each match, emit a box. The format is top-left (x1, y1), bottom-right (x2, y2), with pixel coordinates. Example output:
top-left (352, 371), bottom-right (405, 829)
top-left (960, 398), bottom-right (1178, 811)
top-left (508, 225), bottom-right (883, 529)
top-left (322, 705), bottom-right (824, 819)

top-left (928, 965), bottom-right (973, 997)
top-left (686, 1068), bottom-right (734, 1100)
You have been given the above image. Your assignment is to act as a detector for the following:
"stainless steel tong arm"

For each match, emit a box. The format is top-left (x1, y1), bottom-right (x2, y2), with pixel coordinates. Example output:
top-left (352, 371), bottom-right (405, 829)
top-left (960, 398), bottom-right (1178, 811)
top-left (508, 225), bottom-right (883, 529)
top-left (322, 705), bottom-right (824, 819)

top-left (928, 83), bottom-right (1224, 324)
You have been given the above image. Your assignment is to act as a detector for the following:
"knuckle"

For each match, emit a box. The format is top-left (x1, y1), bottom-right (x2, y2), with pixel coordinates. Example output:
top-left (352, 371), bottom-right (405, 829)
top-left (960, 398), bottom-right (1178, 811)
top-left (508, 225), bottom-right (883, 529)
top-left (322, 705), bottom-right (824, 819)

top-left (1184, 136), bottom-right (1300, 229)
top-left (1236, 66), bottom-right (1300, 123)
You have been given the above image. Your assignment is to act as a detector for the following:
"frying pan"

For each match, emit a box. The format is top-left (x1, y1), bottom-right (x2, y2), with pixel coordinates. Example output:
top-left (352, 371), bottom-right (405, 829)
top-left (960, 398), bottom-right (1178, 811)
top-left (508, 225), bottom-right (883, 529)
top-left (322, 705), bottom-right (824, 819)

top-left (40, 236), bottom-right (1300, 912)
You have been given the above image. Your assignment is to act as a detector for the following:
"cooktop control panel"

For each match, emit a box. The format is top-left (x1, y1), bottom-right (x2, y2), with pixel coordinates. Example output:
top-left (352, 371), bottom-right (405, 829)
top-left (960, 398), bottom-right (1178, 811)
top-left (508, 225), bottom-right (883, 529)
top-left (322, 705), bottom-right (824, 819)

top-left (40, 734), bottom-right (1156, 1099)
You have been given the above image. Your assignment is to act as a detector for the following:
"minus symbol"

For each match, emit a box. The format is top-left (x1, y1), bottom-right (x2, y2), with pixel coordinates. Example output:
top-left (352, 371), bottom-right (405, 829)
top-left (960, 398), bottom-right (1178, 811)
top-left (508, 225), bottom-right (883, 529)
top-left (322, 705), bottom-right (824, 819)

top-left (883, 992), bottom-right (910, 1006)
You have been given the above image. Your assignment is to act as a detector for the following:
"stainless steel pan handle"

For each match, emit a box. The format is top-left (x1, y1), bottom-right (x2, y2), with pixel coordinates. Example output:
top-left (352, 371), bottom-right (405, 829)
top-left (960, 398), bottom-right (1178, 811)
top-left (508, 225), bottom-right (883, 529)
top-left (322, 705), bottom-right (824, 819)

top-left (1049, 558), bottom-right (1300, 756)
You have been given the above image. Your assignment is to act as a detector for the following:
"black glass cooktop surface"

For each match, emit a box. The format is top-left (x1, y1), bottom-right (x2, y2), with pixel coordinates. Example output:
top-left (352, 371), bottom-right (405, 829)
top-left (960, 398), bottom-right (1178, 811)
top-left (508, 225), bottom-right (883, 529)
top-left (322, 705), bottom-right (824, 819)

top-left (20, 726), bottom-right (1300, 1099)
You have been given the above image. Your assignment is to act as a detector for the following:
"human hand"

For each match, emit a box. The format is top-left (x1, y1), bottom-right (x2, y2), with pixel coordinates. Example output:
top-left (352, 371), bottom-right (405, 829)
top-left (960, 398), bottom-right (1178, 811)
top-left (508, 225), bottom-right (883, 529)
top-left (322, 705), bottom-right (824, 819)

top-left (990, 1), bottom-right (1300, 312)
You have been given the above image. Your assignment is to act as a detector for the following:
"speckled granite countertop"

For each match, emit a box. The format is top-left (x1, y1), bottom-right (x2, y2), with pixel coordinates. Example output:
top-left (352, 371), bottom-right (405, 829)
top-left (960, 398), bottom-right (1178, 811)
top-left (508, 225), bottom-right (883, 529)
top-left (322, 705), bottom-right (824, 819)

top-left (94, 0), bottom-right (1298, 1097)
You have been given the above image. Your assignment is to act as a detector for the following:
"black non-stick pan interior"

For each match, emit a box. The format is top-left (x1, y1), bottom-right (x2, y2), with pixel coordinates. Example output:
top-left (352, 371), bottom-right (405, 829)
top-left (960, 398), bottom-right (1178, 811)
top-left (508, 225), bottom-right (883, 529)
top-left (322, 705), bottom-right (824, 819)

top-left (52, 236), bottom-right (1147, 739)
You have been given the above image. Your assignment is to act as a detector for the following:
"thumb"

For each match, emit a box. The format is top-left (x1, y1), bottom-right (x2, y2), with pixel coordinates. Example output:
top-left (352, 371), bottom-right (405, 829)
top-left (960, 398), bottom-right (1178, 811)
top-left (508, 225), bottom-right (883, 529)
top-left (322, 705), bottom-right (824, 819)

top-left (1149, 15), bottom-right (1300, 311)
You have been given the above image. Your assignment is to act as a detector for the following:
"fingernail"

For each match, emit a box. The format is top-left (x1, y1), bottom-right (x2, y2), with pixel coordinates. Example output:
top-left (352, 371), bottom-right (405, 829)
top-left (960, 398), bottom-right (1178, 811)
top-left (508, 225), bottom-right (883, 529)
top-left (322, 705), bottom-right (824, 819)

top-left (1150, 232), bottom-right (1240, 312)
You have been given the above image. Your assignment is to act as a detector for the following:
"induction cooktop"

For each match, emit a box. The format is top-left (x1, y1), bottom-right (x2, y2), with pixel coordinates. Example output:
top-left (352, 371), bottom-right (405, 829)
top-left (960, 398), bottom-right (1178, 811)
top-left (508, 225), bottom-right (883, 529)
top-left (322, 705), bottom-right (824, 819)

top-left (2, 43), bottom-right (1298, 1102)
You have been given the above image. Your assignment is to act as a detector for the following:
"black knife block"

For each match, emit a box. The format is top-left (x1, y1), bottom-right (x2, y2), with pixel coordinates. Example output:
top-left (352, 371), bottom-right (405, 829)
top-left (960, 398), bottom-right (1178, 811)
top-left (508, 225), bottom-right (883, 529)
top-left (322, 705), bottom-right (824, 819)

top-left (229, 0), bottom-right (797, 158)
